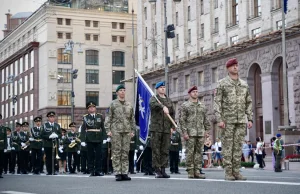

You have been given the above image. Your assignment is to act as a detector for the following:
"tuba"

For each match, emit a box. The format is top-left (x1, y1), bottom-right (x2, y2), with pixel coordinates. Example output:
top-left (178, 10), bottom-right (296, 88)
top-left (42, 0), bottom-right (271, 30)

top-left (68, 137), bottom-right (81, 148)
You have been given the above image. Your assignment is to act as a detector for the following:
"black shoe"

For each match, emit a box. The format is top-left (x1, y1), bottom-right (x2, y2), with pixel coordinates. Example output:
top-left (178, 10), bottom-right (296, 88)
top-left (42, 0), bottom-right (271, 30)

top-left (115, 174), bottom-right (122, 181)
top-left (0, 174), bottom-right (3, 178)
top-left (130, 171), bottom-right (136, 174)
top-left (121, 174), bottom-right (131, 181)
top-left (4, 172), bottom-right (7, 174)
top-left (46, 173), bottom-right (52, 175)
top-left (161, 168), bottom-right (170, 178)
top-left (89, 172), bottom-right (95, 177)
top-left (200, 170), bottom-right (205, 175)
top-left (149, 172), bottom-right (155, 176)
top-left (155, 168), bottom-right (163, 178)
top-left (40, 171), bottom-right (45, 174)
top-left (83, 172), bottom-right (87, 174)
top-left (11, 171), bottom-right (15, 174)
top-left (95, 172), bottom-right (104, 176)
top-left (144, 172), bottom-right (149, 175)
top-left (175, 172), bottom-right (181, 174)
top-left (22, 172), bottom-right (28, 175)
top-left (137, 171), bottom-right (140, 173)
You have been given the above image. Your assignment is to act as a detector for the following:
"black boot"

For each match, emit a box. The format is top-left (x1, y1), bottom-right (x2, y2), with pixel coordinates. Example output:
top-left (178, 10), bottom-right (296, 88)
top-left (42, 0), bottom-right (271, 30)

top-left (200, 169), bottom-right (205, 174)
top-left (161, 168), bottom-right (170, 178)
top-left (155, 168), bottom-right (163, 178)
top-left (0, 174), bottom-right (3, 178)
top-left (122, 174), bottom-right (131, 181)
top-left (115, 174), bottom-right (122, 181)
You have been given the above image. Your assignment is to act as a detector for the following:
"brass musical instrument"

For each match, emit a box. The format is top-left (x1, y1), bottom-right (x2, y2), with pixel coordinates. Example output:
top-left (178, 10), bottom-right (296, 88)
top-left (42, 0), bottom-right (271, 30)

top-left (68, 137), bottom-right (81, 148)
top-left (21, 141), bottom-right (30, 150)
top-left (55, 139), bottom-right (60, 160)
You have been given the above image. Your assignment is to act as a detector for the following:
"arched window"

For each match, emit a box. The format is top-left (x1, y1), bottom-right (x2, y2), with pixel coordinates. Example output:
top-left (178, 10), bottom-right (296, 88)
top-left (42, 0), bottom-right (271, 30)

top-left (112, 51), bottom-right (125, 66)
top-left (57, 48), bottom-right (72, 64)
top-left (86, 50), bottom-right (99, 65)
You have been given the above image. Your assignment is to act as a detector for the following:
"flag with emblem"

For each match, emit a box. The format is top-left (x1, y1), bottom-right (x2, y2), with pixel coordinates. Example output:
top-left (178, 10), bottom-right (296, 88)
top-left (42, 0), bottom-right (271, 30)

top-left (134, 70), bottom-right (154, 144)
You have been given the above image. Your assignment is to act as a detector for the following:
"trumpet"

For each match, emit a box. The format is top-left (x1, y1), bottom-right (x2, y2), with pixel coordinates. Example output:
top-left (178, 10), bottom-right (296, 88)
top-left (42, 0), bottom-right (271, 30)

top-left (68, 137), bottom-right (81, 148)
top-left (21, 141), bottom-right (30, 150)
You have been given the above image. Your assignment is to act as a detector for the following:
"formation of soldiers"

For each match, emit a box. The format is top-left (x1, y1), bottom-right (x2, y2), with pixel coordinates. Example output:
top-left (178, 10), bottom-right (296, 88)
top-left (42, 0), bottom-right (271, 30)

top-left (0, 58), bottom-right (253, 181)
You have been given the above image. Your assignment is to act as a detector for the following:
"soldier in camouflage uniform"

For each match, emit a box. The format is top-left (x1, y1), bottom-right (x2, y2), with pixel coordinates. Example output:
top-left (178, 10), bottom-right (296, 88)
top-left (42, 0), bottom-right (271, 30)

top-left (105, 85), bottom-right (135, 181)
top-left (179, 86), bottom-right (210, 179)
top-left (0, 114), bottom-right (7, 178)
top-left (214, 58), bottom-right (253, 181)
top-left (30, 116), bottom-right (43, 175)
top-left (169, 126), bottom-right (182, 174)
top-left (80, 101), bottom-right (106, 177)
top-left (150, 81), bottom-right (175, 178)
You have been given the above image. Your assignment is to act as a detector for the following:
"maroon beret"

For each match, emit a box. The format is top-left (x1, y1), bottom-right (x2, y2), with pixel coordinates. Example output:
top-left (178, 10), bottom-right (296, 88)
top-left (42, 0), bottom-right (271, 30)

top-left (226, 58), bottom-right (238, 68)
top-left (188, 86), bottom-right (198, 94)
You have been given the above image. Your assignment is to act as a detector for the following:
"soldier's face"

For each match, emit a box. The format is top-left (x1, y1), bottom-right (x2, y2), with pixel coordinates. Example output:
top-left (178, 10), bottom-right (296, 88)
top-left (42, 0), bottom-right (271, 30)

top-left (227, 64), bottom-right (239, 74)
top-left (117, 89), bottom-right (126, 99)
top-left (157, 86), bottom-right (166, 95)
top-left (71, 127), bottom-right (76, 132)
top-left (189, 90), bottom-right (198, 99)
top-left (48, 116), bottom-right (55, 123)
top-left (16, 126), bottom-right (21, 131)
top-left (35, 121), bottom-right (41, 127)
top-left (6, 131), bottom-right (11, 135)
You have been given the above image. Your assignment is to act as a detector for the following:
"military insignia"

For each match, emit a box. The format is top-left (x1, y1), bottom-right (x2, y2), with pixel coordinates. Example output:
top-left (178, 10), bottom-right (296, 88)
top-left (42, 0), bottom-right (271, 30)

top-left (96, 118), bottom-right (101, 122)
top-left (139, 94), bottom-right (145, 119)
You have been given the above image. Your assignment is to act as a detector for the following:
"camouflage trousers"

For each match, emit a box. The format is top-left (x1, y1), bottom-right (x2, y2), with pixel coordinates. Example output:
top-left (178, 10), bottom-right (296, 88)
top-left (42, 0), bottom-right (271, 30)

top-left (111, 132), bottom-right (131, 174)
top-left (185, 136), bottom-right (204, 172)
top-left (152, 132), bottom-right (170, 168)
top-left (222, 123), bottom-right (246, 175)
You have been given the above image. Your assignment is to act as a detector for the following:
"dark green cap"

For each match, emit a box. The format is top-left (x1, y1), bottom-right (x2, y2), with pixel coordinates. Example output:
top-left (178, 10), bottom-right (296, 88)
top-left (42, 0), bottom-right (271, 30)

top-left (116, 85), bottom-right (125, 92)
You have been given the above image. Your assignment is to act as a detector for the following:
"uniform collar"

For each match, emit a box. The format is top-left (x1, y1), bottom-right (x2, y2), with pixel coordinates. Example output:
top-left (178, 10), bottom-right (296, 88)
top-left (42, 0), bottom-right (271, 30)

top-left (226, 75), bottom-right (241, 85)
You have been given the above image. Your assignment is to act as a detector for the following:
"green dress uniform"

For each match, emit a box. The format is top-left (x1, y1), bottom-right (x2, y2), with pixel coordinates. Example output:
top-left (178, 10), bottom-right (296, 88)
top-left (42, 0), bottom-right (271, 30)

top-left (66, 131), bottom-right (80, 173)
top-left (0, 124), bottom-right (7, 178)
top-left (11, 129), bottom-right (21, 174)
top-left (19, 130), bottom-right (30, 174)
top-left (41, 121), bottom-right (62, 175)
top-left (30, 126), bottom-right (43, 174)
top-left (80, 130), bottom-right (88, 174)
top-left (101, 132), bottom-right (113, 174)
top-left (169, 130), bottom-right (182, 174)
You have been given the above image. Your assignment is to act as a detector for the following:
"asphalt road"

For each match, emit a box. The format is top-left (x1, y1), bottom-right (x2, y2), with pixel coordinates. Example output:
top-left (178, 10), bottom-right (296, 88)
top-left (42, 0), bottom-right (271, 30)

top-left (0, 168), bottom-right (299, 194)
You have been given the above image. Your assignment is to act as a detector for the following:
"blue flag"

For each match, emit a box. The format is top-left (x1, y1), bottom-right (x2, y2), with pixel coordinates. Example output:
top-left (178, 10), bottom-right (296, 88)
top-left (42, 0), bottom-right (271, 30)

top-left (284, 0), bottom-right (288, 14)
top-left (134, 73), bottom-right (153, 144)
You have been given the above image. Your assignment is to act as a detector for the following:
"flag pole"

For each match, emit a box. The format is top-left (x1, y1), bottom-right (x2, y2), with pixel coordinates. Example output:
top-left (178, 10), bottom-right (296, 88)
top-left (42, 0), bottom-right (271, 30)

top-left (134, 69), bottom-right (178, 128)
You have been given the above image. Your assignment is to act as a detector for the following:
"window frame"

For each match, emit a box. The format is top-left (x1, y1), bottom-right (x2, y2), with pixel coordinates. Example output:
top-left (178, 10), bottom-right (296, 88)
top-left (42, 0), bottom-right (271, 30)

top-left (112, 51), bottom-right (125, 67)
top-left (86, 50), bottom-right (99, 66)
top-left (86, 69), bottom-right (99, 84)
top-left (112, 71), bottom-right (125, 85)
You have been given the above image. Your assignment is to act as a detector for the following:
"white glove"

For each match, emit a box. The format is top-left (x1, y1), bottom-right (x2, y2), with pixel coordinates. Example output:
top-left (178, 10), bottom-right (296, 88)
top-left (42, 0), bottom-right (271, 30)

top-left (107, 137), bottom-right (111, 142)
top-left (30, 151), bottom-right (32, 154)
top-left (42, 148), bottom-right (44, 151)
top-left (4, 149), bottom-right (7, 153)
top-left (103, 140), bottom-right (107, 144)
top-left (62, 136), bottom-right (66, 139)
top-left (21, 142), bottom-right (26, 147)
top-left (52, 133), bottom-right (58, 138)
top-left (49, 133), bottom-right (55, 139)
top-left (135, 149), bottom-right (138, 153)
top-left (71, 140), bottom-right (75, 143)
top-left (81, 142), bottom-right (86, 147)
top-left (59, 147), bottom-right (63, 153)
top-left (59, 146), bottom-right (63, 149)
top-left (11, 147), bottom-right (15, 151)
top-left (139, 145), bottom-right (144, 150)
top-left (29, 138), bottom-right (34, 141)
top-left (77, 150), bottom-right (80, 155)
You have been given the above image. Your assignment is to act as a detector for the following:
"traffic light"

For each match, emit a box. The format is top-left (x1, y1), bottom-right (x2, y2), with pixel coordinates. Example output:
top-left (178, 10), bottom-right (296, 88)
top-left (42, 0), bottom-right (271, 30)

top-left (166, 24), bottom-right (175, 39)
top-left (72, 69), bottom-right (78, 79)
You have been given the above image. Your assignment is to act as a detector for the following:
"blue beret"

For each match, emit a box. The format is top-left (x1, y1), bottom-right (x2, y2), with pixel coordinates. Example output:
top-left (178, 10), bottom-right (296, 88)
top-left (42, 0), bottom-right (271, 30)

top-left (155, 81), bottom-right (165, 89)
top-left (276, 133), bottom-right (281, 138)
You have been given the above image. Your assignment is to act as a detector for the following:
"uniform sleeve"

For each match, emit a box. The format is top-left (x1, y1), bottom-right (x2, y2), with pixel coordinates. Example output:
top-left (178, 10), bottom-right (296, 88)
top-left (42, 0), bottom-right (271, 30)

top-left (4, 128), bottom-right (7, 149)
top-left (214, 82), bottom-right (223, 123)
top-left (56, 124), bottom-right (62, 139)
top-left (131, 106), bottom-right (136, 134)
top-left (150, 96), bottom-right (164, 111)
top-left (104, 105), bottom-right (113, 133)
top-left (245, 86), bottom-right (253, 122)
top-left (169, 99), bottom-right (175, 121)
top-left (179, 104), bottom-right (187, 134)
top-left (203, 107), bottom-right (211, 131)
top-left (101, 114), bottom-right (106, 137)
top-left (80, 117), bottom-right (87, 142)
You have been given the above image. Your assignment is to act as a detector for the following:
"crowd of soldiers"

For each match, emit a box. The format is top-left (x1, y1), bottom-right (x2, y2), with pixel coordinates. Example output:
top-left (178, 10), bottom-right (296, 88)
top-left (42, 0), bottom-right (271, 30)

top-left (0, 58), bottom-right (256, 181)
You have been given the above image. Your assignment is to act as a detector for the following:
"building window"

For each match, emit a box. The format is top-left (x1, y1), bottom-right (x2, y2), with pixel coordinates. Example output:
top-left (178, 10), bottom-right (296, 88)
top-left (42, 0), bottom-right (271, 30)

top-left (230, 35), bottom-right (238, 45)
top-left (57, 115), bottom-right (71, 129)
top-left (57, 32), bottom-right (63, 39)
top-left (144, 7), bottom-right (147, 20)
top-left (145, 47), bottom-right (148, 59)
top-left (86, 69), bottom-right (99, 84)
top-left (214, 0), bottom-right (218, 9)
top-left (93, 35), bottom-right (99, 41)
top-left (120, 36), bottom-right (125, 43)
top-left (188, 6), bottom-right (191, 21)
top-left (57, 48), bottom-right (72, 64)
top-left (185, 75), bottom-right (190, 89)
top-left (201, 0), bottom-right (204, 14)
top-left (57, 68), bottom-right (71, 83)
top-left (86, 50), bottom-right (99, 65)
top-left (112, 36), bottom-right (117, 42)
top-left (212, 67), bottom-right (218, 83)
top-left (66, 19), bottom-right (71, 25)
top-left (277, 0), bottom-right (282, 8)
top-left (198, 71), bottom-right (204, 86)
top-left (85, 34), bottom-right (91, 41)
top-left (252, 28), bottom-right (261, 38)
top-left (187, 52), bottom-right (191, 59)
top-left (214, 42), bottom-right (219, 50)
top-left (93, 21), bottom-right (99, 27)
top-left (188, 29), bottom-right (191, 43)
top-left (120, 23), bottom-right (125, 29)
top-left (176, 34), bottom-right (179, 48)
top-left (173, 78), bottom-right (178, 92)
top-left (112, 92), bottom-right (117, 100)
top-left (112, 51), bottom-right (125, 66)
top-left (145, 27), bottom-right (147, 40)
top-left (254, 0), bottom-right (261, 17)
top-left (154, 22), bottom-right (157, 35)
top-left (200, 47), bottom-right (204, 55)
top-left (201, 23), bottom-right (204, 38)
top-left (57, 18), bottom-right (63, 25)
top-left (215, 17), bottom-right (219, 33)
top-left (112, 71), bottom-right (125, 84)
top-left (153, 42), bottom-right (157, 56)
top-left (112, 22), bottom-right (117, 29)
top-left (232, 0), bottom-right (239, 25)
top-left (66, 33), bottom-right (71, 39)
top-left (86, 91), bottom-right (99, 106)
top-left (85, 20), bottom-right (91, 27)
top-left (57, 91), bottom-right (71, 106)
top-left (154, 3), bottom-right (156, 15)
top-left (176, 12), bottom-right (178, 26)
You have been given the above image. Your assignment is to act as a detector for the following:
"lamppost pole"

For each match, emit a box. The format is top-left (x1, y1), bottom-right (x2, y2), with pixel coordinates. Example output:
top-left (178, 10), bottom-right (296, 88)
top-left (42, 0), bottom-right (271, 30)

top-left (6, 75), bottom-right (17, 131)
top-left (164, 0), bottom-right (169, 95)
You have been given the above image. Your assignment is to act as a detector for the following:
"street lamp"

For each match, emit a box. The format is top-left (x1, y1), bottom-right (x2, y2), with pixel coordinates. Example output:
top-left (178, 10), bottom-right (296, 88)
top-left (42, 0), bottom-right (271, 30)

top-left (5, 75), bottom-right (19, 131)
top-left (63, 40), bottom-right (82, 122)
top-left (149, 0), bottom-right (181, 95)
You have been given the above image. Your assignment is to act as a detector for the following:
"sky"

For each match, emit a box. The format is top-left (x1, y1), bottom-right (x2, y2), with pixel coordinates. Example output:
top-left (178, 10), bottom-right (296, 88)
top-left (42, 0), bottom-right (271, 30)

top-left (0, 0), bottom-right (47, 40)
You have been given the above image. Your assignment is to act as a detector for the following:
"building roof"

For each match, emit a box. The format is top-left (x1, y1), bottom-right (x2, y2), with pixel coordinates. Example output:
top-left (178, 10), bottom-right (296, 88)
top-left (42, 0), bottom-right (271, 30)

top-left (11, 12), bottom-right (33, 19)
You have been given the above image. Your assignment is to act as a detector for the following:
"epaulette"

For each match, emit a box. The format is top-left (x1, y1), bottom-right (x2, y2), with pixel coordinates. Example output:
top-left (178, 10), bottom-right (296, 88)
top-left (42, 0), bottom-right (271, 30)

top-left (96, 113), bottom-right (102, 115)
top-left (83, 114), bottom-right (88, 116)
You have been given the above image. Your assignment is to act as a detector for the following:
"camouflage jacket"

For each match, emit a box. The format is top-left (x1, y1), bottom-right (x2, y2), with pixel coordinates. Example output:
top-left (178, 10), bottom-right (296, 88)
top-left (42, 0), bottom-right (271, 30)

top-left (149, 95), bottom-right (175, 134)
top-left (104, 99), bottom-right (135, 134)
top-left (214, 76), bottom-right (253, 124)
top-left (179, 100), bottom-right (210, 137)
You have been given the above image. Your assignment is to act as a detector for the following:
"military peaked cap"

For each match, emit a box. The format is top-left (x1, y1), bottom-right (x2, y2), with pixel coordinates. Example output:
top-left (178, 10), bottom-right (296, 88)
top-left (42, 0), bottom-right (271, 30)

top-left (86, 101), bottom-right (96, 109)
top-left (69, 122), bottom-right (76, 127)
top-left (22, 122), bottom-right (29, 127)
top-left (47, 111), bottom-right (56, 117)
top-left (34, 116), bottom-right (42, 122)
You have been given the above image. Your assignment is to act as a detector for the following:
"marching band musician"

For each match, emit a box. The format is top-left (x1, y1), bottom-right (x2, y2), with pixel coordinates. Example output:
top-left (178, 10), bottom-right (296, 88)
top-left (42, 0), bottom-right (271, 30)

top-left (66, 122), bottom-right (80, 174)
top-left (41, 111), bottom-right (62, 175)
top-left (30, 116), bottom-right (43, 175)
top-left (58, 128), bottom-right (67, 174)
top-left (3, 127), bottom-right (13, 174)
top-left (11, 122), bottom-right (21, 174)
top-left (79, 125), bottom-right (89, 175)
top-left (19, 122), bottom-right (30, 174)
top-left (0, 114), bottom-right (7, 178)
